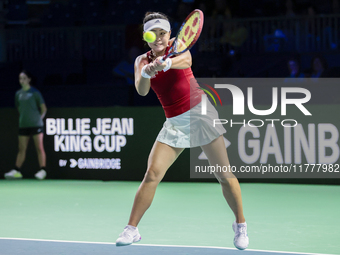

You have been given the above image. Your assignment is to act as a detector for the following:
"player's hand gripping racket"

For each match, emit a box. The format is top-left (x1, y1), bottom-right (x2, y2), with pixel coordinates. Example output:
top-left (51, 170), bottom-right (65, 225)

top-left (159, 9), bottom-right (204, 63)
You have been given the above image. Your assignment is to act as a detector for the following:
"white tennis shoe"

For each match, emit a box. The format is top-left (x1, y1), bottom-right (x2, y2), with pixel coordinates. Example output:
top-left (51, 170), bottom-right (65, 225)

top-left (35, 169), bottom-right (47, 180)
top-left (232, 221), bottom-right (249, 250)
top-left (4, 169), bottom-right (23, 179)
top-left (116, 225), bottom-right (141, 246)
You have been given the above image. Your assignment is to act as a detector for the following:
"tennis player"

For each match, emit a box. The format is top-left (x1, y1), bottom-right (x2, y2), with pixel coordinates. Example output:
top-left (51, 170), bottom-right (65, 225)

top-left (116, 12), bottom-right (249, 250)
top-left (4, 71), bottom-right (47, 180)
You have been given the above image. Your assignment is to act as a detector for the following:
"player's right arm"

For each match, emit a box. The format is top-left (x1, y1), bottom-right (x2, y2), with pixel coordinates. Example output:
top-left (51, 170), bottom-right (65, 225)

top-left (134, 54), bottom-right (158, 96)
top-left (15, 91), bottom-right (19, 112)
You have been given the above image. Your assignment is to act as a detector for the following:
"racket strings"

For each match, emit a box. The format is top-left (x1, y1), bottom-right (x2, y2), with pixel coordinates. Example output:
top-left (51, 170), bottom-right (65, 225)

top-left (164, 10), bottom-right (203, 59)
top-left (177, 12), bottom-right (201, 51)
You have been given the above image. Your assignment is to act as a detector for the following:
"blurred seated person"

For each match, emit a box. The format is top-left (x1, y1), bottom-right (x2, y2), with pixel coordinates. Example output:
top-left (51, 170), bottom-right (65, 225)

top-left (212, 0), bottom-right (247, 47)
top-left (306, 4), bottom-right (317, 34)
top-left (333, 0), bottom-right (340, 14)
top-left (310, 55), bottom-right (328, 78)
top-left (113, 46), bottom-right (142, 85)
top-left (173, 2), bottom-right (192, 32)
top-left (284, 57), bottom-right (305, 82)
top-left (210, 0), bottom-right (232, 40)
top-left (284, 0), bottom-right (298, 17)
top-left (287, 57), bottom-right (304, 78)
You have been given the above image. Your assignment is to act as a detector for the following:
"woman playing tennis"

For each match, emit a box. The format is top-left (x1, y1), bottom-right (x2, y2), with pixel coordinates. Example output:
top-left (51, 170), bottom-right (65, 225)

top-left (116, 11), bottom-right (249, 250)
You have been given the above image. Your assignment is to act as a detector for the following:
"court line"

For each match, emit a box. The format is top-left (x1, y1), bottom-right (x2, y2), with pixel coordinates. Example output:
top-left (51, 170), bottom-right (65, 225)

top-left (135, 244), bottom-right (335, 255)
top-left (0, 237), bottom-right (335, 255)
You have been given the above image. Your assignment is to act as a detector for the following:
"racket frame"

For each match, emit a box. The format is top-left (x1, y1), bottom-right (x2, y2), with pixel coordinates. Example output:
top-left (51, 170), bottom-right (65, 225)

top-left (160, 9), bottom-right (204, 62)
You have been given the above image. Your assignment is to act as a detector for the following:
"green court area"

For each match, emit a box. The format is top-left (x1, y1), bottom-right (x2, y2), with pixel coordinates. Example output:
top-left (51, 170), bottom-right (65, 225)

top-left (0, 180), bottom-right (339, 254)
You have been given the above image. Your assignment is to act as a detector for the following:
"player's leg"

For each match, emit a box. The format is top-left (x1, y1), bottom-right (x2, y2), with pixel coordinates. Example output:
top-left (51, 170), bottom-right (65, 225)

top-left (33, 132), bottom-right (47, 179)
top-left (5, 135), bottom-right (30, 179)
top-left (201, 135), bottom-right (248, 250)
top-left (128, 141), bottom-right (184, 227)
top-left (15, 135), bottom-right (30, 169)
top-left (33, 133), bottom-right (46, 168)
top-left (116, 141), bottom-right (183, 246)
top-left (201, 135), bottom-right (244, 222)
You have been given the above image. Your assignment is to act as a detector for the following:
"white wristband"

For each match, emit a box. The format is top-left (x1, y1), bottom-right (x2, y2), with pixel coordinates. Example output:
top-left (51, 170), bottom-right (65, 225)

top-left (141, 65), bottom-right (152, 79)
top-left (163, 58), bottom-right (172, 72)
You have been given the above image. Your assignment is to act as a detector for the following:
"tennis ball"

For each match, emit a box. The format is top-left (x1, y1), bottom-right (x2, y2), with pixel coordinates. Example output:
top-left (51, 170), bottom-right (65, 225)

top-left (143, 31), bottom-right (156, 43)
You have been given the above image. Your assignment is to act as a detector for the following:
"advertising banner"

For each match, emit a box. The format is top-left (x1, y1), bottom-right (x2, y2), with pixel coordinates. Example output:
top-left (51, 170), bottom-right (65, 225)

top-left (0, 106), bottom-right (190, 181)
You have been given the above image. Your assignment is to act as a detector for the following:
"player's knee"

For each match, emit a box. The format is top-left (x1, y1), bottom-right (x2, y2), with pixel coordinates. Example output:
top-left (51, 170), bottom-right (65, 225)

top-left (35, 146), bottom-right (44, 154)
top-left (216, 175), bottom-right (235, 186)
top-left (18, 145), bottom-right (27, 153)
top-left (144, 167), bottom-right (162, 183)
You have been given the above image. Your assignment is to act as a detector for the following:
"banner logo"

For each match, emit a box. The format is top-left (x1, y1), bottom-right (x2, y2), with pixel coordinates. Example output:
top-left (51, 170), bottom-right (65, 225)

top-left (200, 84), bottom-right (311, 116)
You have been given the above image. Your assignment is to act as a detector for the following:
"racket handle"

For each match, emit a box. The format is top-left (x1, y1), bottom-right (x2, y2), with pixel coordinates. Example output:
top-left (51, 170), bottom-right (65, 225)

top-left (159, 57), bottom-right (172, 72)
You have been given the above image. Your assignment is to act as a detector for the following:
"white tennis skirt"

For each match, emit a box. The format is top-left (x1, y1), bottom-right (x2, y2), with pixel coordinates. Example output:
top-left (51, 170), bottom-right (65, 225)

top-left (156, 100), bottom-right (226, 148)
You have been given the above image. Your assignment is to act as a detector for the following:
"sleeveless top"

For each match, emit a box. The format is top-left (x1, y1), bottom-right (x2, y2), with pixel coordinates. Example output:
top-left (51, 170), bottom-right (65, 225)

top-left (146, 47), bottom-right (204, 118)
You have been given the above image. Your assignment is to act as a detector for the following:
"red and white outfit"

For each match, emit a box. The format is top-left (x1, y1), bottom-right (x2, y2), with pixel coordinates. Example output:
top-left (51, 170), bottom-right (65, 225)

top-left (147, 47), bottom-right (226, 148)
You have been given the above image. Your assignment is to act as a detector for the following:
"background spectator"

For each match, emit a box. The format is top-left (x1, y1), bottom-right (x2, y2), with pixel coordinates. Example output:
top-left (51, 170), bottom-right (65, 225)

top-left (4, 70), bottom-right (47, 180)
top-left (284, 0), bottom-right (298, 17)
top-left (332, 0), bottom-right (340, 14)
top-left (310, 54), bottom-right (328, 78)
top-left (287, 56), bottom-right (305, 78)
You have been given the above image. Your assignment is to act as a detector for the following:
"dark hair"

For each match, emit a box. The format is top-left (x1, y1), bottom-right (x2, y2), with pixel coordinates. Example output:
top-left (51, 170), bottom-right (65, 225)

top-left (143, 12), bottom-right (169, 24)
top-left (311, 55), bottom-right (328, 70)
top-left (19, 70), bottom-right (35, 85)
top-left (287, 54), bottom-right (301, 65)
top-left (285, 0), bottom-right (298, 12)
top-left (20, 70), bottom-right (33, 79)
top-left (306, 4), bottom-right (317, 15)
top-left (142, 12), bottom-right (170, 49)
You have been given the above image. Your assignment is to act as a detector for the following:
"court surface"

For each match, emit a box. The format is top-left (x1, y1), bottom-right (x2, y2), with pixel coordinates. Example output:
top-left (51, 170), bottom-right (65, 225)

top-left (0, 180), bottom-right (339, 255)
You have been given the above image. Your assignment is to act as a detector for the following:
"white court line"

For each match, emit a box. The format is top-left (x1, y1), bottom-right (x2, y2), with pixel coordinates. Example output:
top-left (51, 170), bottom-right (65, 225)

top-left (0, 237), bottom-right (336, 255)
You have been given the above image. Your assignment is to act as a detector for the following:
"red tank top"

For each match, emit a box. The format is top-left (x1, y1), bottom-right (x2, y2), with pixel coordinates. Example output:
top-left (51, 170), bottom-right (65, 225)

top-left (147, 48), bottom-right (204, 118)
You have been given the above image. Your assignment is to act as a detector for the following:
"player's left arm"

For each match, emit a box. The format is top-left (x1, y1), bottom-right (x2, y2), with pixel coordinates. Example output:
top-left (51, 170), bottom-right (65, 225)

top-left (40, 103), bottom-right (47, 119)
top-left (154, 38), bottom-right (192, 70)
top-left (34, 91), bottom-right (47, 119)
top-left (169, 50), bottom-right (192, 69)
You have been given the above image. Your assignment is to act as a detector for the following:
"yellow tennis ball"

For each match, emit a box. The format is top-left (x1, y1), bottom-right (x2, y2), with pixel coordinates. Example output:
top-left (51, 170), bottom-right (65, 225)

top-left (143, 31), bottom-right (156, 43)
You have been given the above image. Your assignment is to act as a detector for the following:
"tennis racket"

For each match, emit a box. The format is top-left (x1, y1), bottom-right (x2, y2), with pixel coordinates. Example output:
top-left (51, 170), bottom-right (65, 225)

top-left (160, 9), bottom-right (204, 62)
